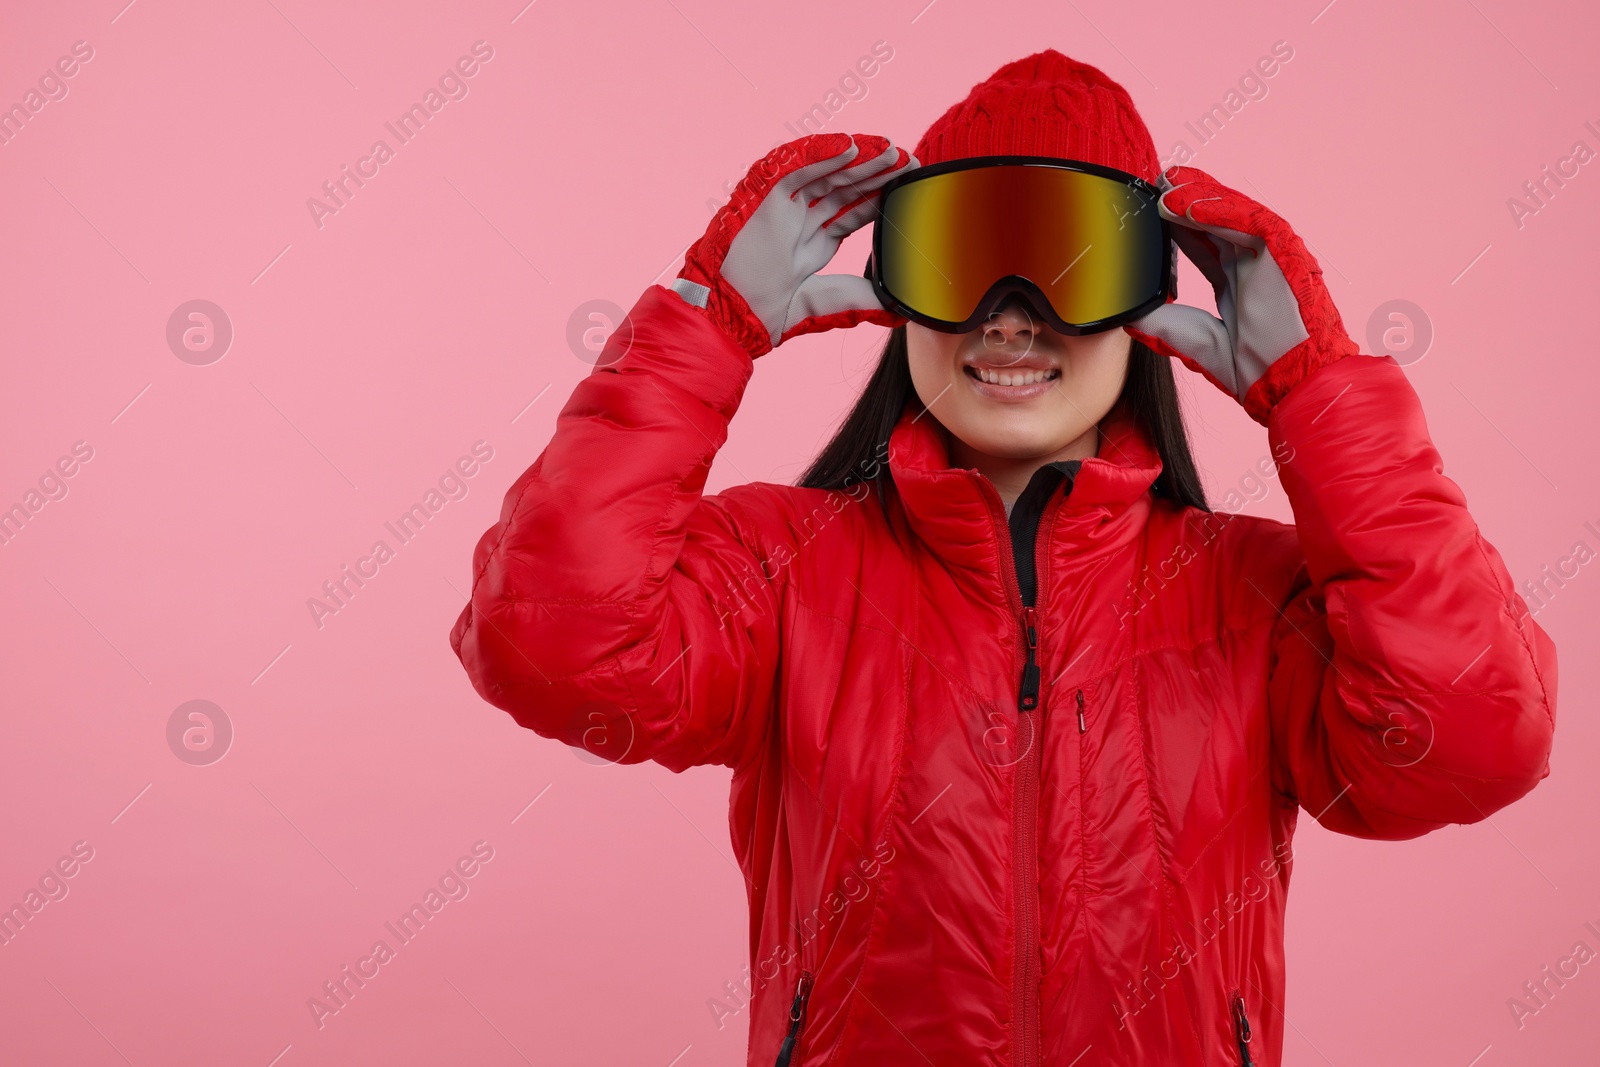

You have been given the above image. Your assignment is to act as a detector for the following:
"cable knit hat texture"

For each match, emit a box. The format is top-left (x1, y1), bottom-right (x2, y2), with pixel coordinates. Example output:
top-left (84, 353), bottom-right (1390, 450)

top-left (912, 49), bottom-right (1161, 184)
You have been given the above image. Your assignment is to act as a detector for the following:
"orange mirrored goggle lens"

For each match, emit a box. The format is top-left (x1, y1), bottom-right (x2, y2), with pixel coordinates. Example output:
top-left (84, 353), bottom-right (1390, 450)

top-left (877, 164), bottom-right (1166, 327)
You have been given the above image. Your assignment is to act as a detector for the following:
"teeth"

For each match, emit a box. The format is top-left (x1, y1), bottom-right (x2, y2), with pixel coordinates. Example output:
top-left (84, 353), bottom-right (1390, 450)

top-left (974, 367), bottom-right (1056, 386)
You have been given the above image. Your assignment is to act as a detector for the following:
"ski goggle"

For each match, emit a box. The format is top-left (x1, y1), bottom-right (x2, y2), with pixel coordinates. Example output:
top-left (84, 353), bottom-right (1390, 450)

top-left (864, 155), bottom-right (1176, 335)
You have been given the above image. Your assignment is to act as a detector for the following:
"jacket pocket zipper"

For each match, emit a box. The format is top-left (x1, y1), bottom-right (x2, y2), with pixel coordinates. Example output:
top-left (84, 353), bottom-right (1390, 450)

top-left (1231, 988), bottom-right (1255, 1067)
top-left (773, 970), bottom-right (814, 1067)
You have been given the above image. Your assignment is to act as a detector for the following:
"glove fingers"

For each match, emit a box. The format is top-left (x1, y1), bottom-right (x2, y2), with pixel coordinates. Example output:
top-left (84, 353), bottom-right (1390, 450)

top-left (798, 135), bottom-right (889, 191)
top-left (801, 139), bottom-right (910, 211)
top-left (813, 145), bottom-right (915, 236)
top-left (680, 133), bottom-right (914, 357)
top-left (1161, 168), bottom-right (1317, 273)
top-left (856, 143), bottom-right (914, 182)
top-left (1157, 171), bottom-right (1303, 363)
top-left (781, 274), bottom-right (893, 341)
top-left (1169, 223), bottom-right (1228, 297)
top-left (1160, 194), bottom-right (1266, 256)
top-left (685, 134), bottom-right (856, 282)
top-left (1160, 166), bottom-right (1252, 220)
top-left (1124, 302), bottom-right (1239, 397)
top-left (820, 195), bottom-right (885, 240)
top-left (769, 134), bottom-right (861, 199)
top-left (1145, 166), bottom-right (1355, 423)
top-left (1158, 170), bottom-right (1288, 277)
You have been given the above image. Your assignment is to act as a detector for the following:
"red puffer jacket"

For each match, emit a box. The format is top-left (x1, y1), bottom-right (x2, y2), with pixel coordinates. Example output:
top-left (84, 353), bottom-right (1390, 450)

top-left (450, 283), bottom-right (1557, 1066)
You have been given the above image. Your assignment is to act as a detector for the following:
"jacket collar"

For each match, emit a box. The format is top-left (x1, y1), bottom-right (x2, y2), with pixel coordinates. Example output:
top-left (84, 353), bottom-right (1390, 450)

top-left (886, 395), bottom-right (1163, 574)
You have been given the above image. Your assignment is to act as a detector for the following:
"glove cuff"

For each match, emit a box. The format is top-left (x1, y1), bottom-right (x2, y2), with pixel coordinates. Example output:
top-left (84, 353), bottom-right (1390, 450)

top-left (670, 267), bottom-right (775, 360)
top-left (1242, 332), bottom-right (1361, 424)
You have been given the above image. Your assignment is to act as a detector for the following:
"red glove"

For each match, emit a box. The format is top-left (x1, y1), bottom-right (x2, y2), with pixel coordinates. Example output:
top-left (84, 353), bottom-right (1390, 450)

top-left (1122, 165), bottom-right (1361, 425)
top-left (670, 133), bottom-right (917, 359)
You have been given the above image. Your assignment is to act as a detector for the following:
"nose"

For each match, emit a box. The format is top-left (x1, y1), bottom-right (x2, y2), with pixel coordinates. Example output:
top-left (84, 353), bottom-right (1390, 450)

top-left (982, 293), bottom-right (1041, 347)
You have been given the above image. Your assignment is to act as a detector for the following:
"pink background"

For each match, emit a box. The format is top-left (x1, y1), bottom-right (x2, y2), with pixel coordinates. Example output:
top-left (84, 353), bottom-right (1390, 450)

top-left (2, 1), bottom-right (1596, 1064)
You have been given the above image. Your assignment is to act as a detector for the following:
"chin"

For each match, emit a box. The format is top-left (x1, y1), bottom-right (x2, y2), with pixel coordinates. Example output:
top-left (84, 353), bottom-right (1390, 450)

top-left (950, 421), bottom-right (1084, 462)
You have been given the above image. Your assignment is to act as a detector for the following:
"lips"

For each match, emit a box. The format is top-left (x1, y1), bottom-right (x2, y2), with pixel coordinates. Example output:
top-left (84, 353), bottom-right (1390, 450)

top-left (965, 365), bottom-right (1059, 386)
top-left (960, 360), bottom-right (1060, 403)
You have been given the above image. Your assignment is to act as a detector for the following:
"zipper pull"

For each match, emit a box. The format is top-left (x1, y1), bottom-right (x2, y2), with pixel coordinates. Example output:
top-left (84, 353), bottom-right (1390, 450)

top-left (774, 971), bottom-right (814, 1067)
top-left (1075, 688), bottom-right (1086, 733)
top-left (1231, 990), bottom-right (1255, 1067)
top-left (1017, 607), bottom-right (1040, 712)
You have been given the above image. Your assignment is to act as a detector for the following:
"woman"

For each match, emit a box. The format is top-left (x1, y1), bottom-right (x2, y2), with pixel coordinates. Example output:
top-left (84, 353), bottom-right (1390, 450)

top-left (450, 52), bottom-right (1557, 1066)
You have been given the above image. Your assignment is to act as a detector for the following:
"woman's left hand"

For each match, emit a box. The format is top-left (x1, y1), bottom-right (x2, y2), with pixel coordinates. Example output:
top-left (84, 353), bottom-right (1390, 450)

top-left (1122, 165), bottom-right (1361, 426)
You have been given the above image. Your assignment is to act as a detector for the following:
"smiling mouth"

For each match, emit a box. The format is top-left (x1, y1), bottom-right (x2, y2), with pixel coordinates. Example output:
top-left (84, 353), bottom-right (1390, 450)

top-left (964, 366), bottom-right (1060, 386)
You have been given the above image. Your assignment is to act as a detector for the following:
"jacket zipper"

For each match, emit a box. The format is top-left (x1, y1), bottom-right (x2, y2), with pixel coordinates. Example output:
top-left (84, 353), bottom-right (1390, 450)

top-left (1075, 688), bottom-right (1086, 733)
top-left (773, 971), bottom-right (814, 1067)
top-left (1019, 605), bottom-right (1041, 711)
top-left (981, 481), bottom-right (1065, 1067)
top-left (1231, 988), bottom-right (1255, 1067)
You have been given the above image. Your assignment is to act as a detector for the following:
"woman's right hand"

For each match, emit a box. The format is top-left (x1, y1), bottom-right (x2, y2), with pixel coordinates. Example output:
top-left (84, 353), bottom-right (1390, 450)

top-left (670, 133), bottom-right (917, 360)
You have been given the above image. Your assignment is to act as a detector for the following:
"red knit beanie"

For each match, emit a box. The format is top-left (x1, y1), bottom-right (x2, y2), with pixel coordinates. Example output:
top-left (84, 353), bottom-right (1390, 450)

top-left (912, 49), bottom-right (1161, 184)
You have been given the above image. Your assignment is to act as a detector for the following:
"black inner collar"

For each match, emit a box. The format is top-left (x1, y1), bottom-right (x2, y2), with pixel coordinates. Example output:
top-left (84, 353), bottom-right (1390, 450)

top-left (1007, 460), bottom-right (1082, 608)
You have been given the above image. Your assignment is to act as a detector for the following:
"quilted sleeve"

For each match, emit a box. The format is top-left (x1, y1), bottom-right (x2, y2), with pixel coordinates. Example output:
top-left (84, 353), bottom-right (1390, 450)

top-left (1261, 354), bottom-right (1557, 839)
top-left (448, 284), bottom-right (783, 773)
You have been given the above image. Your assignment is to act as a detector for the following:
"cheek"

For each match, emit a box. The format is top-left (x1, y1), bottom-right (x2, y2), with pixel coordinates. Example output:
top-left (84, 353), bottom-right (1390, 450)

top-left (905, 330), bottom-right (957, 407)
top-left (1067, 340), bottom-right (1132, 409)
